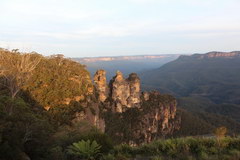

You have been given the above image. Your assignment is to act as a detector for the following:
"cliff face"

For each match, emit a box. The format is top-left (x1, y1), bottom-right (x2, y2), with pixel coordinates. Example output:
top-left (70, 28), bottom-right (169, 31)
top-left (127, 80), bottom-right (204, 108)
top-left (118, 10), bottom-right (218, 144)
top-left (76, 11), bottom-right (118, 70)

top-left (91, 70), bottom-right (180, 144)
top-left (93, 70), bottom-right (109, 102)
top-left (135, 92), bottom-right (179, 143)
top-left (204, 51), bottom-right (240, 58)
top-left (109, 71), bottom-right (141, 112)
top-left (180, 51), bottom-right (240, 60)
top-left (94, 70), bottom-right (141, 112)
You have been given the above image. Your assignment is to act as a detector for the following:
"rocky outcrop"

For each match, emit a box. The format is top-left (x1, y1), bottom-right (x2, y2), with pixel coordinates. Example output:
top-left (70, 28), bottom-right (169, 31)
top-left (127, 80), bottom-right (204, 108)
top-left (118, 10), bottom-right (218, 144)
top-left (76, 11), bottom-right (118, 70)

top-left (110, 71), bottom-right (130, 112)
top-left (73, 70), bottom-right (180, 145)
top-left (91, 70), bottom-right (180, 144)
top-left (109, 71), bottom-right (141, 112)
top-left (127, 73), bottom-right (141, 107)
top-left (137, 92), bottom-right (180, 143)
top-left (93, 70), bottom-right (109, 102)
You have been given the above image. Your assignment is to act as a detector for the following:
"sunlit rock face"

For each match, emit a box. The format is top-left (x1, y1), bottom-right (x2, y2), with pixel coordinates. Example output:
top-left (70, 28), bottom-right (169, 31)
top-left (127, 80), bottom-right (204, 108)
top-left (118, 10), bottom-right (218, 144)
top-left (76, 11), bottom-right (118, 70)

top-left (108, 71), bottom-right (141, 112)
top-left (127, 73), bottom-right (141, 107)
top-left (93, 70), bottom-right (109, 102)
top-left (91, 70), bottom-right (180, 144)
top-left (110, 71), bottom-right (130, 111)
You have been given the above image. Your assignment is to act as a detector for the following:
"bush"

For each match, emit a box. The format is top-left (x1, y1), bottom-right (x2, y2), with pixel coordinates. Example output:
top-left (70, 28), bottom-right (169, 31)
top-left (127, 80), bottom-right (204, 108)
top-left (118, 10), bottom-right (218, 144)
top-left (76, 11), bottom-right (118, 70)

top-left (111, 137), bottom-right (240, 160)
top-left (67, 140), bottom-right (102, 160)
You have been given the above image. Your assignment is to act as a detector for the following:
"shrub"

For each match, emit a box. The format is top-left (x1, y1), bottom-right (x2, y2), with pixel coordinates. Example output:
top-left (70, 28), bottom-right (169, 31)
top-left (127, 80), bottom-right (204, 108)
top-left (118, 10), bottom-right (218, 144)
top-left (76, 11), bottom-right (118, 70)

top-left (67, 140), bottom-right (102, 160)
top-left (102, 154), bottom-right (115, 160)
top-left (214, 126), bottom-right (227, 139)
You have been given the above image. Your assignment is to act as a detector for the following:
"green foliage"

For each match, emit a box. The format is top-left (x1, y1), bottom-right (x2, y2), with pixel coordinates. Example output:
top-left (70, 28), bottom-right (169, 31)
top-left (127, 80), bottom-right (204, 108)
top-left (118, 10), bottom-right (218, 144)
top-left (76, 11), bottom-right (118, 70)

top-left (0, 50), bottom-right (95, 159)
top-left (0, 95), bottom-right (53, 160)
top-left (102, 154), bottom-right (115, 160)
top-left (51, 125), bottom-right (113, 158)
top-left (49, 146), bottom-right (65, 160)
top-left (67, 140), bottom-right (102, 160)
top-left (174, 105), bottom-right (240, 137)
top-left (173, 109), bottom-right (215, 136)
top-left (206, 103), bottom-right (240, 122)
top-left (24, 54), bottom-right (93, 110)
top-left (113, 137), bottom-right (240, 160)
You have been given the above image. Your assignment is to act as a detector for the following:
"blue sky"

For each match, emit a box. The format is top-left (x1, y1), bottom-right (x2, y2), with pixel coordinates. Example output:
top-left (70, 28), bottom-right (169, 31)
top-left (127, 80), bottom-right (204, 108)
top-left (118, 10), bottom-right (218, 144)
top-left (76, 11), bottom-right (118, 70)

top-left (0, 0), bottom-right (240, 57)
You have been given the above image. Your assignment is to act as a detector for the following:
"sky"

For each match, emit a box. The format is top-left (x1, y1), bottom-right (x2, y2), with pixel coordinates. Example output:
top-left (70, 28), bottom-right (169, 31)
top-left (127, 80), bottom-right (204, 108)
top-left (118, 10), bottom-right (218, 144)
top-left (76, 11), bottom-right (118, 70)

top-left (0, 0), bottom-right (240, 57)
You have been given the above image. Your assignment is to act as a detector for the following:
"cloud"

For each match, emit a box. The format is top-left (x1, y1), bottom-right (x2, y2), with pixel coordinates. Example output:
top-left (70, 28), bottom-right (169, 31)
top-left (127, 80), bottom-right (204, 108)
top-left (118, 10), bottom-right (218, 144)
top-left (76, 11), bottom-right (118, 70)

top-left (1, 0), bottom-right (110, 22)
top-left (3, 17), bottom-right (240, 41)
top-left (1, 0), bottom-right (240, 57)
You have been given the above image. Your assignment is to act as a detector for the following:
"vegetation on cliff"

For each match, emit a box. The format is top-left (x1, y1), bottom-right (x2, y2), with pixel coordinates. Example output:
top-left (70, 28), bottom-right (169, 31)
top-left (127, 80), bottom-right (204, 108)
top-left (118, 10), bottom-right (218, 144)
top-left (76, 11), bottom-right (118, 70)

top-left (112, 136), bottom-right (240, 160)
top-left (0, 49), bottom-right (100, 159)
top-left (24, 54), bottom-right (93, 110)
top-left (0, 49), bottom-right (239, 160)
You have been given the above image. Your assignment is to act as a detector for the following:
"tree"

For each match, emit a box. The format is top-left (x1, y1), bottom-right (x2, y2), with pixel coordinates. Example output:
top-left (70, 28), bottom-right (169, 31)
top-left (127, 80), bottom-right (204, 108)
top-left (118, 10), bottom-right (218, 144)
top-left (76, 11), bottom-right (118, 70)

top-left (67, 140), bottom-right (102, 160)
top-left (0, 50), bottom-right (41, 114)
top-left (214, 126), bottom-right (227, 139)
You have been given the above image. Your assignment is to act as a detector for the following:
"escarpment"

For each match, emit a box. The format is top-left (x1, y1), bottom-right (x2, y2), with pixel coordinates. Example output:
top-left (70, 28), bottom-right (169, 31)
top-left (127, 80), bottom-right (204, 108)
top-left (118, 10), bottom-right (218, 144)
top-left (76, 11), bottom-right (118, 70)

top-left (90, 70), bottom-right (180, 144)
top-left (20, 53), bottom-right (179, 144)
top-left (24, 57), bottom-right (180, 144)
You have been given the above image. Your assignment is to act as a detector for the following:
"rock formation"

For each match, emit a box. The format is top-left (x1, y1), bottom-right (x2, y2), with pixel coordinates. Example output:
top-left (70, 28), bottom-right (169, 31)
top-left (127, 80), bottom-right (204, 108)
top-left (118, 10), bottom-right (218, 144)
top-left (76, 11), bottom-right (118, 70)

top-left (93, 70), bottom-right (141, 113)
top-left (109, 71), bottom-right (141, 112)
top-left (127, 73), bottom-right (141, 107)
top-left (91, 70), bottom-right (180, 145)
top-left (110, 71), bottom-right (130, 112)
top-left (93, 70), bottom-right (109, 102)
top-left (133, 92), bottom-right (180, 143)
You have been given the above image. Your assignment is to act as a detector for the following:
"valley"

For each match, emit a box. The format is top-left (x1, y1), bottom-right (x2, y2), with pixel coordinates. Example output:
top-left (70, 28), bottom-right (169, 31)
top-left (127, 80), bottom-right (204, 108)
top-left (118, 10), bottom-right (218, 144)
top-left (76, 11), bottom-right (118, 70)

top-left (0, 49), bottom-right (240, 160)
top-left (74, 54), bottom-right (180, 80)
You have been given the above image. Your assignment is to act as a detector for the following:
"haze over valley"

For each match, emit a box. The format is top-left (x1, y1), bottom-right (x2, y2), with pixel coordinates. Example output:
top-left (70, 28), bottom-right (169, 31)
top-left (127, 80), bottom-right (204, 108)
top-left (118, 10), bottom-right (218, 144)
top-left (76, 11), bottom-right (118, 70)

top-left (74, 54), bottom-right (180, 80)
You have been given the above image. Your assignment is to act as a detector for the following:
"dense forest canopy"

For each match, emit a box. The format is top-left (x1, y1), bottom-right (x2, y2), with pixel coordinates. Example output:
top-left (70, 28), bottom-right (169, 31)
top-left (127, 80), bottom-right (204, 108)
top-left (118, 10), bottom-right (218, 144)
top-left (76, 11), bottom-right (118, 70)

top-left (24, 53), bottom-right (93, 110)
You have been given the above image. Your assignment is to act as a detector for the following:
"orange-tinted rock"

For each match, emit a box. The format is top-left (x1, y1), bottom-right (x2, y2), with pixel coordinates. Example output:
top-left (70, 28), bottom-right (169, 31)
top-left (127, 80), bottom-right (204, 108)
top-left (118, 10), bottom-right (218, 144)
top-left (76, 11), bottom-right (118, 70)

top-left (109, 71), bottom-right (141, 112)
top-left (78, 70), bottom-right (180, 144)
top-left (93, 70), bottom-right (109, 102)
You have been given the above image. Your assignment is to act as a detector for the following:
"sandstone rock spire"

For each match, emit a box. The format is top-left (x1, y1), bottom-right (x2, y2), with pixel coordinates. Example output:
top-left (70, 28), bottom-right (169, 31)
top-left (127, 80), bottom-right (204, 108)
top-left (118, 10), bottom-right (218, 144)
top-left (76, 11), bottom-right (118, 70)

top-left (109, 71), bottom-right (141, 112)
top-left (93, 69), bottom-right (109, 102)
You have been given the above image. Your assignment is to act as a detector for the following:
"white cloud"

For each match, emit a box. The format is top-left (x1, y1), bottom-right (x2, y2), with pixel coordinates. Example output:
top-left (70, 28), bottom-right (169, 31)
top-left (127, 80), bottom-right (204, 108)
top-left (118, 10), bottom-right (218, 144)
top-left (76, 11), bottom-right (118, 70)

top-left (1, 0), bottom-right (110, 22)
top-left (3, 17), bottom-right (240, 40)
top-left (1, 0), bottom-right (240, 56)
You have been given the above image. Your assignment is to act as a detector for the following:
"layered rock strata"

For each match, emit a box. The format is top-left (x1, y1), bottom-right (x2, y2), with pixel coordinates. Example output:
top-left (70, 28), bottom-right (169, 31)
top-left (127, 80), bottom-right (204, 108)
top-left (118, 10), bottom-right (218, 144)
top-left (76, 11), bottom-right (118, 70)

top-left (91, 70), bottom-right (180, 144)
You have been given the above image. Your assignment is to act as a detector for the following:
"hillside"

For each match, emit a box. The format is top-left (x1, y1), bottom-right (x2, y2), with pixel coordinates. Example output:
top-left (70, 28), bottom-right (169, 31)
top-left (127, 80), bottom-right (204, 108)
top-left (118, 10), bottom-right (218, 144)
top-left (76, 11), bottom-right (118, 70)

top-left (141, 51), bottom-right (240, 104)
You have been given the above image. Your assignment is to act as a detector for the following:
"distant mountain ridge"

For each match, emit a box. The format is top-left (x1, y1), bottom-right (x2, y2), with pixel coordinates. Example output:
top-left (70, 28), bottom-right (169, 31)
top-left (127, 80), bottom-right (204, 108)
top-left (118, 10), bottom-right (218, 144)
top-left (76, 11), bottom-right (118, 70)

top-left (180, 51), bottom-right (240, 59)
top-left (76, 55), bottom-right (172, 62)
top-left (141, 51), bottom-right (240, 104)
top-left (73, 54), bottom-right (180, 80)
top-left (141, 51), bottom-right (240, 126)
